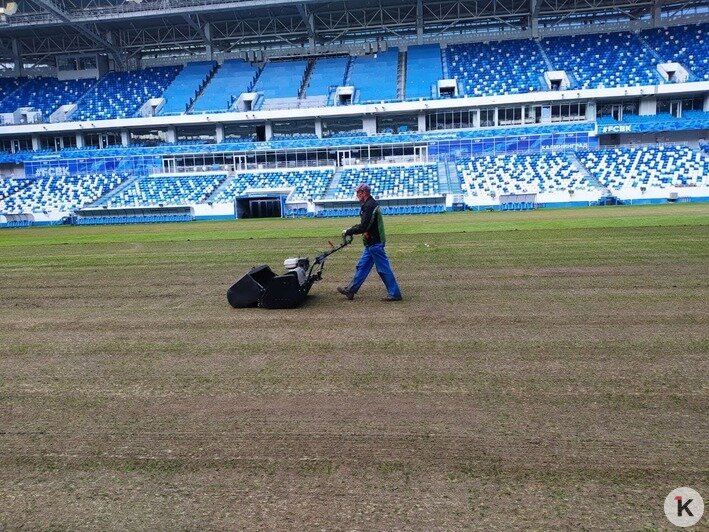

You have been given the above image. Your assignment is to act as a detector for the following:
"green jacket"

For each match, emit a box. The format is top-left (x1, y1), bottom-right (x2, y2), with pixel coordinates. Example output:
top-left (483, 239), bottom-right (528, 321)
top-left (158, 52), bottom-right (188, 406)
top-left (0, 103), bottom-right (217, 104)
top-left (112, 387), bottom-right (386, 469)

top-left (344, 196), bottom-right (385, 246)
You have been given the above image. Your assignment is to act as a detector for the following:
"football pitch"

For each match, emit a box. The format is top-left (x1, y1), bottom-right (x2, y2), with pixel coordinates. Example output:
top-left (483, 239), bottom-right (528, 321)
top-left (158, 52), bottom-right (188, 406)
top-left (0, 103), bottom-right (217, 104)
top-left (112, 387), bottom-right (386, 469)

top-left (1, 204), bottom-right (707, 529)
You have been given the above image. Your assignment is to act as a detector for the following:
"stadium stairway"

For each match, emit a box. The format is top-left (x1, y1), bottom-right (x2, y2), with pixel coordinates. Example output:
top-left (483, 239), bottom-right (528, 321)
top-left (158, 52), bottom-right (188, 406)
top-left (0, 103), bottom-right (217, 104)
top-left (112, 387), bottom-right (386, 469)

top-left (446, 160), bottom-right (464, 195)
top-left (568, 152), bottom-right (616, 203)
top-left (536, 40), bottom-right (555, 71)
top-left (321, 167), bottom-right (345, 199)
top-left (398, 50), bottom-right (406, 100)
top-left (299, 59), bottom-right (316, 98)
top-left (205, 172), bottom-right (239, 203)
top-left (343, 56), bottom-right (354, 85)
top-left (441, 46), bottom-right (449, 79)
top-left (183, 62), bottom-right (220, 114)
top-left (633, 34), bottom-right (668, 84)
top-left (437, 161), bottom-right (451, 194)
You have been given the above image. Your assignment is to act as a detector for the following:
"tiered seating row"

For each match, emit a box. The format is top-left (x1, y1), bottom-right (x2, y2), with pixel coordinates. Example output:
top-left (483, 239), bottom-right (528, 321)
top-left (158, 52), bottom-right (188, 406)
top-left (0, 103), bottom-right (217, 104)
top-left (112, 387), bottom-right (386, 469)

top-left (334, 164), bottom-right (440, 199)
top-left (213, 168), bottom-right (334, 202)
top-left (577, 145), bottom-right (707, 190)
top-left (0, 177), bottom-right (34, 200)
top-left (191, 60), bottom-right (257, 113)
top-left (447, 39), bottom-right (547, 97)
top-left (642, 24), bottom-right (709, 81)
top-left (349, 50), bottom-right (399, 102)
top-left (456, 153), bottom-right (595, 197)
top-left (72, 66), bottom-right (181, 121)
top-left (541, 32), bottom-right (660, 89)
top-left (0, 172), bottom-right (129, 214)
top-left (0, 77), bottom-right (95, 117)
top-left (97, 174), bottom-right (227, 208)
top-left (158, 61), bottom-right (216, 115)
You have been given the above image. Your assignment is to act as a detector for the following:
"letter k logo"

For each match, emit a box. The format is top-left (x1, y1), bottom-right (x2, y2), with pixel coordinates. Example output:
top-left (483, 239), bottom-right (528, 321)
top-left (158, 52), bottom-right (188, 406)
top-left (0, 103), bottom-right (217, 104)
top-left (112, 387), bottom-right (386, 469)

top-left (676, 495), bottom-right (694, 517)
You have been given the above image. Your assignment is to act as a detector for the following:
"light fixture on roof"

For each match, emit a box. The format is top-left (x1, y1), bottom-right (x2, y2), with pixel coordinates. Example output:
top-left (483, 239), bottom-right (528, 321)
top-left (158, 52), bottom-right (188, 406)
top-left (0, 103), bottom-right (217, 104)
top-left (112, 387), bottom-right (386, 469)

top-left (0, 1), bottom-right (17, 15)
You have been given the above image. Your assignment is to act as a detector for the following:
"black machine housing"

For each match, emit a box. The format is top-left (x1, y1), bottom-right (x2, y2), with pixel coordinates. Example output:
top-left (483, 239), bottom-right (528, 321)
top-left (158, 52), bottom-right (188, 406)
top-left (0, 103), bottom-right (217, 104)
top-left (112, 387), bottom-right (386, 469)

top-left (227, 236), bottom-right (351, 309)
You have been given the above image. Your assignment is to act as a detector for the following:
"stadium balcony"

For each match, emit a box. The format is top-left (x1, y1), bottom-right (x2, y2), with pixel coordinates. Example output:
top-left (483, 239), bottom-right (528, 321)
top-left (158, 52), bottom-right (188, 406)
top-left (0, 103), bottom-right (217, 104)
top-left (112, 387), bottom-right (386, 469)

top-left (158, 61), bottom-right (217, 115)
top-left (0, 121), bottom-right (597, 165)
top-left (304, 56), bottom-right (349, 97)
top-left (97, 173), bottom-right (227, 208)
top-left (71, 66), bottom-right (181, 121)
top-left (446, 39), bottom-right (548, 97)
top-left (0, 77), bottom-right (95, 118)
top-left (333, 163), bottom-right (440, 200)
top-left (406, 44), bottom-right (443, 100)
top-left (541, 32), bottom-right (660, 89)
top-left (348, 50), bottom-right (399, 103)
top-left (456, 152), bottom-right (598, 202)
top-left (212, 168), bottom-right (334, 203)
top-left (641, 23), bottom-right (709, 81)
top-left (576, 145), bottom-right (707, 197)
top-left (190, 59), bottom-right (257, 113)
top-left (0, 172), bottom-right (129, 214)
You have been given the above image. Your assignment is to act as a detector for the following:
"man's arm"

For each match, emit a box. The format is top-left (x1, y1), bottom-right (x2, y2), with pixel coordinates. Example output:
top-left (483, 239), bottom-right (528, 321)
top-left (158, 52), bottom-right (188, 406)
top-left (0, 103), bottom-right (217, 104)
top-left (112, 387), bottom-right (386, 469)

top-left (344, 200), bottom-right (375, 236)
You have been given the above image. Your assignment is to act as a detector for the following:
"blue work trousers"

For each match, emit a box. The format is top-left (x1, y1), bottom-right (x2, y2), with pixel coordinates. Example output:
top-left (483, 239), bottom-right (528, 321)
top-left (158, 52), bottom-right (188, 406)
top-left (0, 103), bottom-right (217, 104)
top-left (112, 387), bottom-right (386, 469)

top-left (347, 243), bottom-right (401, 298)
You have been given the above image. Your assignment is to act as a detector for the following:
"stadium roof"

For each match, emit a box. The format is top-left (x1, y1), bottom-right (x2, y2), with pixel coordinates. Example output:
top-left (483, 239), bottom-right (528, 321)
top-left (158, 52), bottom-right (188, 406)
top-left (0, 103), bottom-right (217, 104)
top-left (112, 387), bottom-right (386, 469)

top-left (0, 0), bottom-right (707, 69)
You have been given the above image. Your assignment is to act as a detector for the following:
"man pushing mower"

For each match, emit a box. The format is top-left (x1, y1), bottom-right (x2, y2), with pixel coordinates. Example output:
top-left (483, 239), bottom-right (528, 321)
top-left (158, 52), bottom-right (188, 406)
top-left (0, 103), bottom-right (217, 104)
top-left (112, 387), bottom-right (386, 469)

top-left (338, 183), bottom-right (403, 302)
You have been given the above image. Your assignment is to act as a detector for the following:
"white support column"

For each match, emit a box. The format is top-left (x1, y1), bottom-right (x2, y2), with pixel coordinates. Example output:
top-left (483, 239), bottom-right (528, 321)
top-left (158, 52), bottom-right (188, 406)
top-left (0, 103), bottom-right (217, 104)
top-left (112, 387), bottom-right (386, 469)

top-left (31, 135), bottom-right (40, 151)
top-left (205, 23), bottom-right (213, 60)
top-left (314, 118), bottom-right (323, 138)
top-left (704, 94), bottom-right (709, 112)
top-left (121, 130), bottom-right (130, 147)
top-left (167, 126), bottom-right (177, 143)
top-left (12, 39), bottom-right (22, 76)
top-left (362, 116), bottom-right (377, 135)
top-left (639, 98), bottom-right (657, 116)
top-left (215, 123), bottom-right (224, 143)
top-left (418, 113), bottom-right (426, 132)
top-left (76, 133), bottom-right (84, 148)
top-left (264, 122), bottom-right (273, 141)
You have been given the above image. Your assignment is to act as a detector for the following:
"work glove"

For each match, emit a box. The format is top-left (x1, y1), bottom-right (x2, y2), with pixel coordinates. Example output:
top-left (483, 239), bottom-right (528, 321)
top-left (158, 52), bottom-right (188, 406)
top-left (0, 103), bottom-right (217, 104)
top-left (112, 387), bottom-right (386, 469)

top-left (342, 229), bottom-right (349, 237)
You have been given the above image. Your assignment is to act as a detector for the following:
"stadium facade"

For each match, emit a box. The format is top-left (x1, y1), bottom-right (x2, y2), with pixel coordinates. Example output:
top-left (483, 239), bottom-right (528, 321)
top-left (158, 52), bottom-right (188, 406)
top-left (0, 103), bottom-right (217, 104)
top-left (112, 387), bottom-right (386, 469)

top-left (0, 0), bottom-right (707, 226)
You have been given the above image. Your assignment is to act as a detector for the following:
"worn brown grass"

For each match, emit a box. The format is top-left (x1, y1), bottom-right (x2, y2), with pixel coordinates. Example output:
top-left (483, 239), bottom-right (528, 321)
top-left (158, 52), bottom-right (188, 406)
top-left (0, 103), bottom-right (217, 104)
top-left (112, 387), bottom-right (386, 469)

top-left (1, 206), bottom-right (707, 530)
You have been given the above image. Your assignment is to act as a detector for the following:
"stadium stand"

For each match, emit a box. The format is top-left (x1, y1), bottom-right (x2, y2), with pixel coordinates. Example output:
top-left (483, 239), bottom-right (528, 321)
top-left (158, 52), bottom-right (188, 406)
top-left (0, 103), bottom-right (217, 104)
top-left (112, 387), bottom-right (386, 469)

top-left (576, 145), bottom-right (708, 192)
top-left (71, 66), bottom-right (181, 121)
top-left (405, 44), bottom-right (442, 99)
top-left (305, 56), bottom-right (349, 97)
top-left (0, 77), bottom-right (26, 99)
top-left (0, 172), bottom-right (129, 214)
top-left (348, 50), bottom-right (399, 102)
top-left (457, 153), bottom-right (597, 197)
top-left (333, 164), bottom-right (440, 199)
top-left (641, 23), bottom-right (709, 81)
top-left (190, 59), bottom-right (257, 113)
top-left (446, 39), bottom-right (547, 97)
top-left (158, 61), bottom-right (217, 115)
top-left (0, 176), bottom-right (34, 200)
top-left (212, 168), bottom-right (333, 202)
top-left (97, 173), bottom-right (227, 208)
top-left (0, 77), bottom-right (95, 118)
top-left (541, 32), bottom-right (660, 89)
top-left (253, 59), bottom-right (308, 108)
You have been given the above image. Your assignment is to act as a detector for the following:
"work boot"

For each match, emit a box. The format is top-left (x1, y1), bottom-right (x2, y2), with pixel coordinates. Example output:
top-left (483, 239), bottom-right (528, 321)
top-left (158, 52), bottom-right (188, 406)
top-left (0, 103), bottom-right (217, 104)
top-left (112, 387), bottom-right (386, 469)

top-left (381, 295), bottom-right (402, 302)
top-left (337, 286), bottom-right (354, 300)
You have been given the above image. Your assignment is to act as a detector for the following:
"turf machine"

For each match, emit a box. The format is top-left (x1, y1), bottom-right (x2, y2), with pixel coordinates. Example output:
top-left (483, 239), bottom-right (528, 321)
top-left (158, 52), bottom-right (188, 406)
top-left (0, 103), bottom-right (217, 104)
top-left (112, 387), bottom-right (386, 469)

top-left (227, 234), bottom-right (353, 309)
